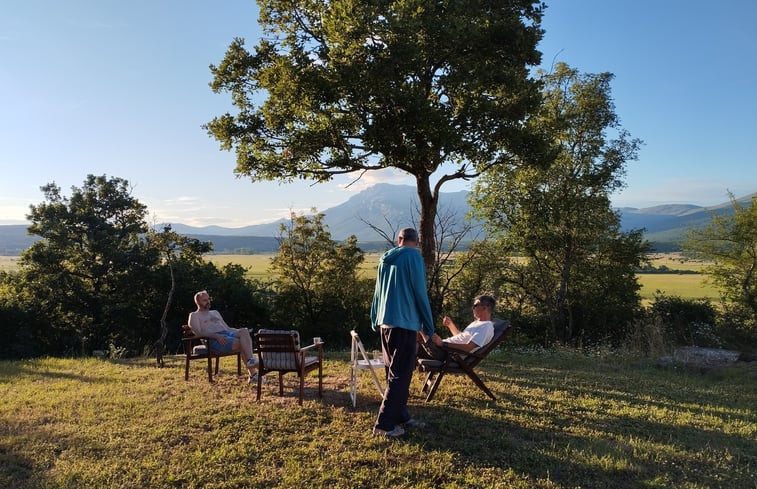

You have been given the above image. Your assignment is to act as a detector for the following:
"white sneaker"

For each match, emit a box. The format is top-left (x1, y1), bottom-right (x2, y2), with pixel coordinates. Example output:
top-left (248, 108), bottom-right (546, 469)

top-left (246, 357), bottom-right (259, 368)
top-left (248, 373), bottom-right (267, 384)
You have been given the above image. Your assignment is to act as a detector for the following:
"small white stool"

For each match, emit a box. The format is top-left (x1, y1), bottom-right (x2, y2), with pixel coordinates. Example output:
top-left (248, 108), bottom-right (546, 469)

top-left (349, 330), bottom-right (385, 407)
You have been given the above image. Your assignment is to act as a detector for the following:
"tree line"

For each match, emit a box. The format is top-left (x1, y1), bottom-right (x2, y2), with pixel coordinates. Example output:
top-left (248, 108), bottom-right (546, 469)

top-left (0, 172), bottom-right (754, 360)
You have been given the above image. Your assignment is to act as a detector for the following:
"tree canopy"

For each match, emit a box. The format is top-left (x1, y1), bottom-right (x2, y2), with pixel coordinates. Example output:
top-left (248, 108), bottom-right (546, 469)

top-left (685, 195), bottom-right (757, 347)
top-left (22, 175), bottom-right (155, 353)
top-left (270, 211), bottom-right (371, 342)
top-left (206, 0), bottom-right (547, 272)
top-left (470, 63), bottom-right (647, 344)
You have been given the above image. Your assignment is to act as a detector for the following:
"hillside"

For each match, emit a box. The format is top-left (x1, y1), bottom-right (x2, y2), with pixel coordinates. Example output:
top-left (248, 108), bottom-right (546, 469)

top-left (0, 186), bottom-right (753, 254)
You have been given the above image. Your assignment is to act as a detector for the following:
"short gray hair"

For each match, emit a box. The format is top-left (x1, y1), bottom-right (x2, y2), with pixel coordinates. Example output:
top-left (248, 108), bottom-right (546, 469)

top-left (474, 294), bottom-right (495, 310)
top-left (398, 227), bottom-right (418, 242)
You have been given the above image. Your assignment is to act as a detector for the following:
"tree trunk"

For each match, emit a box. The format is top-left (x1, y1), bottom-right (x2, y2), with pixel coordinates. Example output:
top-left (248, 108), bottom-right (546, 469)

top-left (415, 176), bottom-right (441, 317)
top-left (155, 259), bottom-right (175, 367)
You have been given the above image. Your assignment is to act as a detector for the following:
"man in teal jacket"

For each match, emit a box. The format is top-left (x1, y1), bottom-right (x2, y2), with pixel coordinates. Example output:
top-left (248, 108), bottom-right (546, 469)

top-left (371, 227), bottom-right (434, 438)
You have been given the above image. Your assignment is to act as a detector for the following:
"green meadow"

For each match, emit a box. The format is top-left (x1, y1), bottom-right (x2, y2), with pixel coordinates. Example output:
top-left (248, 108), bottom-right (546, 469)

top-left (1, 352), bottom-right (754, 488)
top-left (203, 253), bottom-right (720, 301)
top-left (0, 252), bottom-right (720, 301)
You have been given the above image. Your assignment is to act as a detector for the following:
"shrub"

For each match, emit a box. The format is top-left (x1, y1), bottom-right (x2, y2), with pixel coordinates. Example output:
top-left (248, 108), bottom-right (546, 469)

top-left (647, 293), bottom-right (719, 347)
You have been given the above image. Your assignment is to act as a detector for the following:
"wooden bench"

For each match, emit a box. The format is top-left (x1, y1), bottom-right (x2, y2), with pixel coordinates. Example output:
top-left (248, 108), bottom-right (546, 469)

top-left (181, 324), bottom-right (242, 382)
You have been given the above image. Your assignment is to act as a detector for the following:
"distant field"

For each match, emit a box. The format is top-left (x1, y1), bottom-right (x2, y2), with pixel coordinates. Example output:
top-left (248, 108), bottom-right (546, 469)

top-left (0, 256), bottom-right (20, 271)
top-left (640, 252), bottom-right (717, 300)
top-left (205, 254), bottom-right (274, 280)
top-left (0, 252), bottom-right (719, 300)
top-left (645, 252), bottom-right (710, 272)
top-left (637, 273), bottom-right (717, 300)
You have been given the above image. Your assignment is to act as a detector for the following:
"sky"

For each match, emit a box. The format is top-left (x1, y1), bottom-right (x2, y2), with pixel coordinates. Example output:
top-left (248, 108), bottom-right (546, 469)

top-left (1, 1), bottom-right (755, 227)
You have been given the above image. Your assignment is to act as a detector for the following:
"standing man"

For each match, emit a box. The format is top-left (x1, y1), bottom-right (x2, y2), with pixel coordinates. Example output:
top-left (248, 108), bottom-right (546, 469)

top-left (371, 227), bottom-right (434, 438)
top-left (188, 290), bottom-right (259, 381)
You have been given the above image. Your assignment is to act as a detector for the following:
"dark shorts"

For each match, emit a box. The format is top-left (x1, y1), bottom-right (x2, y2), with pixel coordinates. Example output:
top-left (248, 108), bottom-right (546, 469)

top-left (208, 331), bottom-right (237, 353)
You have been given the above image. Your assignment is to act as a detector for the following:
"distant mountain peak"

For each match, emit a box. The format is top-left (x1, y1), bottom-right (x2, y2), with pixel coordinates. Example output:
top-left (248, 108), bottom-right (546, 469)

top-left (0, 186), bottom-right (753, 254)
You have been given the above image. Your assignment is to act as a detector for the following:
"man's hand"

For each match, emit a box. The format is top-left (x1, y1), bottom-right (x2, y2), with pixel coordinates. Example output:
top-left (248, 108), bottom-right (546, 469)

top-left (216, 334), bottom-right (228, 345)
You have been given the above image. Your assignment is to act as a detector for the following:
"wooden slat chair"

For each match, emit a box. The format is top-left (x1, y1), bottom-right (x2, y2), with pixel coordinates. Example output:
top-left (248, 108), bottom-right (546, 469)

top-left (254, 329), bottom-right (323, 405)
top-left (181, 324), bottom-right (242, 382)
top-left (416, 319), bottom-right (512, 402)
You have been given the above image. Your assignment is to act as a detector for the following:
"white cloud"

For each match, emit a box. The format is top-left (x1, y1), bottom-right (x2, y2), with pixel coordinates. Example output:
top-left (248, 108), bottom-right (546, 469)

top-left (337, 168), bottom-right (414, 193)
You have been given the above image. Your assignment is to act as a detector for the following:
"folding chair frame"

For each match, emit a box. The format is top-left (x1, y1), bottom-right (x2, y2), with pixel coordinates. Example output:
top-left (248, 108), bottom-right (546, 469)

top-left (349, 330), bottom-right (385, 407)
top-left (417, 320), bottom-right (512, 402)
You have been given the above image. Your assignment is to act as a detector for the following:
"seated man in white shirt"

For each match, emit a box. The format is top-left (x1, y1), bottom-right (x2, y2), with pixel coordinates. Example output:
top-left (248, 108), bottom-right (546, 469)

top-left (418, 295), bottom-right (496, 361)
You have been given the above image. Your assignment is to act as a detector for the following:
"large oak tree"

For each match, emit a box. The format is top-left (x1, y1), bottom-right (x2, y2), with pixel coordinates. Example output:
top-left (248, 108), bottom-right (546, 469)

top-left (206, 0), bottom-right (547, 277)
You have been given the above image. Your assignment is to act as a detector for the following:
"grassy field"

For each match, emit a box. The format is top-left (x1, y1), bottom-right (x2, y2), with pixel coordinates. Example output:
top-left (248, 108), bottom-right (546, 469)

top-left (0, 256), bottom-right (20, 272)
top-left (204, 253), bottom-right (720, 301)
top-left (0, 252), bottom-right (719, 300)
top-left (637, 274), bottom-right (717, 301)
top-left (1, 351), bottom-right (754, 488)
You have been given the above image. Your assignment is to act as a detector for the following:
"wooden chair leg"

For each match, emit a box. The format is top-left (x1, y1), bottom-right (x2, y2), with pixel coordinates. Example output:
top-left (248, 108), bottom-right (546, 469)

top-left (458, 363), bottom-right (497, 401)
top-left (278, 372), bottom-right (284, 396)
top-left (206, 355), bottom-right (214, 382)
top-left (318, 363), bottom-right (323, 398)
top-left (298, 372), bottom-right (305, 406)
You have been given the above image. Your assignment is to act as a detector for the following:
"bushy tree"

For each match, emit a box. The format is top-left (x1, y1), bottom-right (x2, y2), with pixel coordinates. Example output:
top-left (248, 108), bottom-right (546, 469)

top-left (270, 211), bottom-right (370, 344)
top-left (3, 175), bottom-right (277, 358)
top-left (206, 0), bottom-right (548, 294)
top-left (469, 63), bottom-right (647, 344)
top-left (21, 175), bottom-right (158, 354)
top-left (684, 195), bottom-right (757, 349)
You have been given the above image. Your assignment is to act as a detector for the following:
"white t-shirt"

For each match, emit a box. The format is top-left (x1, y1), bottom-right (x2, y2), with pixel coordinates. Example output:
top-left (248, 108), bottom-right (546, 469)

top-left (443, 320), bottom-right (494, 351)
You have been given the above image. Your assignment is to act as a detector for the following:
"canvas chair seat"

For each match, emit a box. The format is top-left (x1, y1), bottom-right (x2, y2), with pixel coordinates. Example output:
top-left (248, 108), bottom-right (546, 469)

top-left (254, 329), bottom-right (323, 405)
top-left (417, 318), bottom-right (512, 402)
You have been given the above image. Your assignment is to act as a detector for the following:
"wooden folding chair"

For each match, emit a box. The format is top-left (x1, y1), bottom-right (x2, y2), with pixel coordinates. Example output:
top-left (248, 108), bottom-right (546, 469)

top-left (349, 330), bottom-right (385, 407)
top-left (416, 319), bottom-right (512, 402)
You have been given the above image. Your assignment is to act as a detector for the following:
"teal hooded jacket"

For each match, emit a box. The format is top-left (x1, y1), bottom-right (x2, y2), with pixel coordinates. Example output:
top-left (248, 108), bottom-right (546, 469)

top-left (370, 245), bottom-right (434, 336)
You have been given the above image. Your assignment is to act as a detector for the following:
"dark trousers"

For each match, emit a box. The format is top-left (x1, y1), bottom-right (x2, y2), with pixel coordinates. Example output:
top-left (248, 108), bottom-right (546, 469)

top-left (417, 340), bottom-right (447, 361)
top-left (374, 327), bottom-right (417, 431)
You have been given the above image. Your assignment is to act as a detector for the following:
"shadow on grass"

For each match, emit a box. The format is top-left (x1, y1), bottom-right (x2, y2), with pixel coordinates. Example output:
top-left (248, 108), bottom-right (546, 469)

top-left (400, 357), bottom-right (755, 489)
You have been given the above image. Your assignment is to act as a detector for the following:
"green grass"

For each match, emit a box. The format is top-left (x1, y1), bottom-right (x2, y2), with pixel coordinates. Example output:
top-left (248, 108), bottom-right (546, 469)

top-left (204, 253), bottom-right (382, 281)
top-left (1, 351), bottom-right (754, 488)
top-left (637, 274), bottom-right (718, 300)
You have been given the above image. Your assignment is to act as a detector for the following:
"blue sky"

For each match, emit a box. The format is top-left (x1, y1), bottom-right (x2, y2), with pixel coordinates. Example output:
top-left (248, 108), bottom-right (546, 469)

top-left (1, 1), bottom-right (755, 227)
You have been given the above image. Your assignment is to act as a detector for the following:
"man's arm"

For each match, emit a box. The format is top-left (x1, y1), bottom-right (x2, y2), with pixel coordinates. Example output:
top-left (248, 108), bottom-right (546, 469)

top-left (442, 316), bottom-right (463, 336)
top-left (443, 340), bottom-right (479, 353)
top-left (188, 312), bottom-right (202, 336)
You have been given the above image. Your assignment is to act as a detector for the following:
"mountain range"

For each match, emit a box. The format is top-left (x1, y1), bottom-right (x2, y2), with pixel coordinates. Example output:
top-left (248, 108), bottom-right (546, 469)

top-left (0, 183), bottom-right (753, 254)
